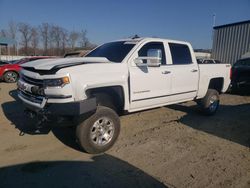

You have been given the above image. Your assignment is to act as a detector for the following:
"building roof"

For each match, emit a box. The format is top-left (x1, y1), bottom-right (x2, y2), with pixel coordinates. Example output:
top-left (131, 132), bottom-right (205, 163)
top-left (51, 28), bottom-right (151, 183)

top-left (0, 37), bottom-right (16, 46)
top-left (213, 20), bottom-right (250, 29)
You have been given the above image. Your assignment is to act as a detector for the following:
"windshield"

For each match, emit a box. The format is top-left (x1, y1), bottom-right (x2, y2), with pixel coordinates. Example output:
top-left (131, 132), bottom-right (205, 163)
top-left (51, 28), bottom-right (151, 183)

top-left (11, 60), bottom-right (22, 64)
top-left (86, 41), bottom-right (135, 62)
top-left (0, 61), bottom-right (8, 65)
top-left (10, 58), bottom-right (29, 64)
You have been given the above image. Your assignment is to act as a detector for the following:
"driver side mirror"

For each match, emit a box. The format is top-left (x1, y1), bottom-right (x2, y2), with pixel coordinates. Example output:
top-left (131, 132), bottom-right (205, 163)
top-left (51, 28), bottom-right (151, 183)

top-left (134, 57), bottom-right (161, 67)
top-left (134, 49), bottom-right (162, 67)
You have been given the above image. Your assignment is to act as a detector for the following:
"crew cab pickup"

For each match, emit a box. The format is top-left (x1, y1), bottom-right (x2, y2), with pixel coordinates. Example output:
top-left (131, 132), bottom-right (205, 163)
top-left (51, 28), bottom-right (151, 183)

top-left (17, 38), bottom-right (231, 153)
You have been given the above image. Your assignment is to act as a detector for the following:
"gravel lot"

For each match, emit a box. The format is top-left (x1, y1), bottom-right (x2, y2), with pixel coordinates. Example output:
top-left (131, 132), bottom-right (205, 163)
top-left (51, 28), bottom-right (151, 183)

top-left (0, 83), bottom-right (250, 188)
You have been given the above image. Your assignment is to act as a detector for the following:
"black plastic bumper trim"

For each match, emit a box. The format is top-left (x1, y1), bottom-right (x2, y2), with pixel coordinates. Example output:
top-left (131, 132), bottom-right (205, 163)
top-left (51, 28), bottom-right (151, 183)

top-left (45, 98), bottom-right (97, 116)
top-left (46, 95), bottom-right (72, 99)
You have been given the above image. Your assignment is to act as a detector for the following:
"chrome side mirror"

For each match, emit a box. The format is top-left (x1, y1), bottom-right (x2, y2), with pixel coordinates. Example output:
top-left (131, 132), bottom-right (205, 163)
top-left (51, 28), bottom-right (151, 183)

top-left (134, 57), bottom-right (161, 67)
top-left (134, 58), bottom-right (147, 67)
top-left (134, 48), bottom-right (162, 67)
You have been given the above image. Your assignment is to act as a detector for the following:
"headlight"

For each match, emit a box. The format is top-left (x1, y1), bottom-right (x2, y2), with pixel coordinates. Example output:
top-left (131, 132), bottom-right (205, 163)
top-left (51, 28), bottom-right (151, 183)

top-left (44, 76), bottom-right (70, 88)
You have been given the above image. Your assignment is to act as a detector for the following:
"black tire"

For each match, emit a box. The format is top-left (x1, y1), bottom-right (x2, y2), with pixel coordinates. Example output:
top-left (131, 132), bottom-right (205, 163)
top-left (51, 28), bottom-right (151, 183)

top-left (76, 106), bottom-right (120, 154)
top-left (4, 71), bottom-right (18, 83)
top-left (197, 89), bottom-right (220, 115)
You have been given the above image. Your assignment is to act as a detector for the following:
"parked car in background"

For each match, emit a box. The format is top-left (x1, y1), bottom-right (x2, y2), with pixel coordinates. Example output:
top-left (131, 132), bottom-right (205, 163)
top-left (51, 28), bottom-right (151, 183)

top-left (64, 50), bottom-right (90, 58)
top-left (0, 60), bottom-right (9, 66)
top-left (231, 57), bottom-right (250, 92)
top-left (0, 56), bottom-right (51, 83)
top-left (197, 58), bottom-right (222, 64)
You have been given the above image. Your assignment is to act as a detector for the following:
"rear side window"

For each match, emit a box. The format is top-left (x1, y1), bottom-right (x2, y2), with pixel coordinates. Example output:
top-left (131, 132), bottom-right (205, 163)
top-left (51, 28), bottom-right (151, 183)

top-left (169, 43), bottom-right (192, 65)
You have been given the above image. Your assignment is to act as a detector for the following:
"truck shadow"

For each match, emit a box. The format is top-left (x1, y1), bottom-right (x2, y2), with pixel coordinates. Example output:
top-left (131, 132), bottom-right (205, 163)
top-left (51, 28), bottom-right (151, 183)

top-left (0, 154), bottom-right (167, 188)
top-left (228, 87), bottom-right (250, 96)
top-left (1, 90), bottom-right (37, 133)
top-left (1, 89), bottom-right (82, 152)
top-left (167, 102), bottom-right (250, 148)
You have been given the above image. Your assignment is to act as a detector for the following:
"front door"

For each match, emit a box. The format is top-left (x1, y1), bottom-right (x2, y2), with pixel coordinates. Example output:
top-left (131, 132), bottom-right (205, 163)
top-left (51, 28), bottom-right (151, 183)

top-left (129, 42), bottom-right (172, 110)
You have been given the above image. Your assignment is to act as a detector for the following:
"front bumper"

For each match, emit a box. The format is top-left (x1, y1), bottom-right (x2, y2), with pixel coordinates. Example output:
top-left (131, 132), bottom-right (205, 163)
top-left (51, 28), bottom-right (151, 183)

top-left (18, 90), bottom-right (97, 116)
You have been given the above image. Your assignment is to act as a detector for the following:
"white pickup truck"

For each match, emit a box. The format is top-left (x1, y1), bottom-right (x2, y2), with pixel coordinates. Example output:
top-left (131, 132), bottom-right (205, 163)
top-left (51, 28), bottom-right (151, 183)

top-left (17, 37), bottom-right (231, 153)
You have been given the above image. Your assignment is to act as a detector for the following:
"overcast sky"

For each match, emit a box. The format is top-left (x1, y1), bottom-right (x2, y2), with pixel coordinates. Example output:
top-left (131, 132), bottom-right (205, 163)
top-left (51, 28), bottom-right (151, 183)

top-left (0, 0), bottom-right (249, 49)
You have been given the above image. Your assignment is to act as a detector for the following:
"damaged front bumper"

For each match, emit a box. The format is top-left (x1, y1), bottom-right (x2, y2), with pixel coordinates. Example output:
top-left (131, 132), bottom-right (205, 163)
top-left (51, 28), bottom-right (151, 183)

top-left (18, 89), bottom-right (96, 116)
top-left (18, 90), bottom-right (97, 129)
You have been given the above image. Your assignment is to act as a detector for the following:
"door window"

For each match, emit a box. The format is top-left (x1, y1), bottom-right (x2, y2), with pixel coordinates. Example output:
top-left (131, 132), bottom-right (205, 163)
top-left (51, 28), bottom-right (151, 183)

top-left (169, 43), bottom-right (192, 65)
top-left (138, 42), bottom-right (166, 65)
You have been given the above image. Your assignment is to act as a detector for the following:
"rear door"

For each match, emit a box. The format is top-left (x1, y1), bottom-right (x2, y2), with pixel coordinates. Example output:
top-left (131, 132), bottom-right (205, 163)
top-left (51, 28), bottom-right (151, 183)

top-left (166, 42), bottom-right (199, 101)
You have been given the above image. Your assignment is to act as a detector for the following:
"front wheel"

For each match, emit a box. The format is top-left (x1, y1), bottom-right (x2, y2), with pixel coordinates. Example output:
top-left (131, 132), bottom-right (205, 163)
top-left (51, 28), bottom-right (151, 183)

top-left (4, 71), bottom-right (18, 83)
top-left (76, 106), bottom-right (120, 154)
top-left (197, 89), bottom-right (220, 115)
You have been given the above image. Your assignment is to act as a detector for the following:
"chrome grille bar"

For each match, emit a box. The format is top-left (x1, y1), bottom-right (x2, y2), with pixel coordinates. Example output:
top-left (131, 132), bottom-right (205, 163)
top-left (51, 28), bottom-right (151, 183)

top-left (22, 75), bottom-right (44, 86)
top-left (18, 90), bottom-right (43, 104)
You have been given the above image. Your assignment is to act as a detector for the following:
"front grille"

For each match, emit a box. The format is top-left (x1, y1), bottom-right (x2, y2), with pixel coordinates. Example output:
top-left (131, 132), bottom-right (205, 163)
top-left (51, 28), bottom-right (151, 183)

top-left (19, 89), bottom-right (43, 104)
top-left (22, 75), bottom-right (44, 86)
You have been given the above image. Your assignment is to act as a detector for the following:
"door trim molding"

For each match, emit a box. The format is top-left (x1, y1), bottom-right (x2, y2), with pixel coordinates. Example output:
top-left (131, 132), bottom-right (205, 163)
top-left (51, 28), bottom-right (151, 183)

top-left (132, 90), bottom-right (197, 102)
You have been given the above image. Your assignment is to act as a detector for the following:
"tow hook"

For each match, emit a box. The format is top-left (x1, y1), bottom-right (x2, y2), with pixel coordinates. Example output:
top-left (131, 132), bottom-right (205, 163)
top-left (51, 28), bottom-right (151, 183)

top-left (24, 109), bottom-right (36, 119)
top-left (23, 109), bottom-right (50, 134)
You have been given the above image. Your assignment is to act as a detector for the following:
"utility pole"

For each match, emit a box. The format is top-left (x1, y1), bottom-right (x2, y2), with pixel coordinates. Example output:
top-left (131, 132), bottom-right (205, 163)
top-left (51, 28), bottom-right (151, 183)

top-left (211, 13), bottom-right (216, 58)
top-left (213, 13), bottom-right (216, 27)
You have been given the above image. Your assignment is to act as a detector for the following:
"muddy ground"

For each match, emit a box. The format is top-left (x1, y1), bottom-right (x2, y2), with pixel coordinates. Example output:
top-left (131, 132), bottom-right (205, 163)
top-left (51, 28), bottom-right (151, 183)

top-left (0, 83), bottom-right (249, 188)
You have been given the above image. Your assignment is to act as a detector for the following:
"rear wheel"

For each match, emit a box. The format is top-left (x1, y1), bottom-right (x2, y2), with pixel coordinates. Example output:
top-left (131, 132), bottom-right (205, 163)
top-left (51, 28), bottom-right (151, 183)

top-left (76, 106), bottom-right (120, 154)
top-left (197, 89), bottom-right (220, 115)
top-left (4, 71), bottom-right (18, 83)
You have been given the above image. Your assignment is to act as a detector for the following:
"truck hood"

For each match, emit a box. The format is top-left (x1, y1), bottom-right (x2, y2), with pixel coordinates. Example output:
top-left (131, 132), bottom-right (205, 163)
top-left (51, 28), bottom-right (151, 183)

top-left (21, 57), bottom-right (111, 70)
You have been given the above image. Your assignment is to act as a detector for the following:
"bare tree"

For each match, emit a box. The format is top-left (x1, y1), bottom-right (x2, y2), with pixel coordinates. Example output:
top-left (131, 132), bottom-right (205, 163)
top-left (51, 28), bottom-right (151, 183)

top-left (1, 21), bottom-right (95, 56)
top-left (47, 26), bottom-right (55, 55)
top-left (60, 28), bottom-right (68, 54)
top-left (30, 27), bottom-right (39, 55)
top-left (8, 21), bottom-right (17, 55)
top-left (50, 25), bottom-right (63, 55)
top-left (18, 22), bottom-right (32, 55)
top-left (80, 29), bottom-right (89, 48)
top-left (0, 29), bottom-right (8, 37)
top-left (69, 31), bottom-right (80, 50)
top-left (39, 23), bottom-right (50, 55)
top-left (0, 29), bottom-right (8, 55)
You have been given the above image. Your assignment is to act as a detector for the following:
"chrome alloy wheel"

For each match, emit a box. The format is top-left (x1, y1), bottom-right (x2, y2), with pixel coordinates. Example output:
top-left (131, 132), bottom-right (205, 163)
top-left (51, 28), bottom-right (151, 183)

top-left (209, 95), bottom-right (219, 112)
top-left (5, 72), bottom-right (18, 82)
top-left (90, 117), bottom-right (115, 146)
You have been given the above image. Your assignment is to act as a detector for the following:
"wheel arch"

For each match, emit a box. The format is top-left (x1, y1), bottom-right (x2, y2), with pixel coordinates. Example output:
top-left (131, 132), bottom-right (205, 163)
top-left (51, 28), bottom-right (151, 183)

top-left (86, 85), bottom-right (125, 113)
top-left (208, 77), bottom-right (224, 94)
top-left (3, 69), bottom-right (19, 76)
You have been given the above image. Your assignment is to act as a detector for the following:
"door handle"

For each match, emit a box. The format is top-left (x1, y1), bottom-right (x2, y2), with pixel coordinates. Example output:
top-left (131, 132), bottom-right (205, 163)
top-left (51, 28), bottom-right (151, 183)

top-left (191, 69), bottom-right (198, 72)
top-left (162, 71), bottom-right (171, 74)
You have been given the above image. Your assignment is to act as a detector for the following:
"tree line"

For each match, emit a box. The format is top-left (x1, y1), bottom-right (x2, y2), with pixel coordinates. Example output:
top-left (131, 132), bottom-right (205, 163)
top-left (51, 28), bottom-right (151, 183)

top-left (0, 21), bottom-right (96, 56)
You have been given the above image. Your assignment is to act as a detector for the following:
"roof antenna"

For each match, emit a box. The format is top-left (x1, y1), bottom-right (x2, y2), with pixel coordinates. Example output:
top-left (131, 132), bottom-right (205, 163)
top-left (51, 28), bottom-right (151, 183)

top-left (132, 34), bottom-right (140, 39)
